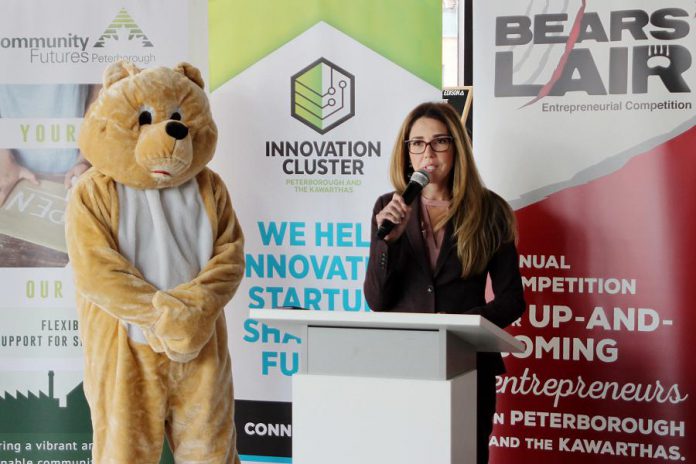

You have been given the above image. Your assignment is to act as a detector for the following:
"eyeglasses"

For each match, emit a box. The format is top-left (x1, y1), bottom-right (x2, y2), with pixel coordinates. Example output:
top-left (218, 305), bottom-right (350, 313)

top-left (405, 136), bottom-right (453, 154)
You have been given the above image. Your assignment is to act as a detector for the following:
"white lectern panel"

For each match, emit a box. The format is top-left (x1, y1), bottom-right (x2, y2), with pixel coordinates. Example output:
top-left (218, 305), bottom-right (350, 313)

top-left (293, 373), bottom-right (476, 464)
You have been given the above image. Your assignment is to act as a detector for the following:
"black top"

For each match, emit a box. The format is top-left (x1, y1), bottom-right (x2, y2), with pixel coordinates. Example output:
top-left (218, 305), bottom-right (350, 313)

top-left (363, 191), bottom-right (526, 375)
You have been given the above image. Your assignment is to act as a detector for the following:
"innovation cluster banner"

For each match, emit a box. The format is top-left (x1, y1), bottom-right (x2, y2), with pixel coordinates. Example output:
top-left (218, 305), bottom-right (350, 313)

top-left (0, 1), bottom-right (206, 463)
top-left (207, 1), bottom-right (442, 461)
top-left (474, 1), bottom-right (696, 463)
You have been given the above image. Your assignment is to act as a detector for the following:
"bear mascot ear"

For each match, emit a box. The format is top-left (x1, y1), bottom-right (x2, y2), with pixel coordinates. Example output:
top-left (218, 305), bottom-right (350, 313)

top-left (173, 62), bottom-right (205, 90)
top-left (103, 60), bottom-right (142, 88)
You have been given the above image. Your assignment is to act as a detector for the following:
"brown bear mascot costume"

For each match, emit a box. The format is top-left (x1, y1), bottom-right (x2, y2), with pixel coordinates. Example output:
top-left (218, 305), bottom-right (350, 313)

top-left (66, 60), bottom-right (244, 464)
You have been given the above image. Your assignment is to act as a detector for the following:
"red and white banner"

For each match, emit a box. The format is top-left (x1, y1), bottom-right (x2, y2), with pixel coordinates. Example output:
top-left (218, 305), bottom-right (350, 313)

top-left (474, 1), bottom-right (696, 462)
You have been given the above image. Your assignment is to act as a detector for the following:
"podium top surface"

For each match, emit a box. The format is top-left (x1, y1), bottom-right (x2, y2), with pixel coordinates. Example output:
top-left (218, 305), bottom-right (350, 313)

top-left (249, 308), bottom-right (523, 353)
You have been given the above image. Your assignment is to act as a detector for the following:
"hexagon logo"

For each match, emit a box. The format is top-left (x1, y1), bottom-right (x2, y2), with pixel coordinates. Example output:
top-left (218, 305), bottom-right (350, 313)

top-left (291, 58), bottom-right (355, 134)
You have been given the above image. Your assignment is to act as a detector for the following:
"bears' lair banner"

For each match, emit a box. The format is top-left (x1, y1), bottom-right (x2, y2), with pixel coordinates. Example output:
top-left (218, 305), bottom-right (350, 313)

top-left (474, 1), bottom-right (695, 463)
top-left (207, 1), bottom-right (441, 462)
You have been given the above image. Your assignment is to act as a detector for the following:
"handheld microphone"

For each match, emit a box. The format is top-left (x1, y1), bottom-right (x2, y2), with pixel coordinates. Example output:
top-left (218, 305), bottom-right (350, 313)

top-left (377, 169), bottom-right (430, 240)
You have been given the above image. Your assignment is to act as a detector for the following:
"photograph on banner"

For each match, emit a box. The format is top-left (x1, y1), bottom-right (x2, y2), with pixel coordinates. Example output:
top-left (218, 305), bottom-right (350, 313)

top-left (0, 83), bottom-right (99, 267)
top-left (473, 1), bottom-right (695, 462)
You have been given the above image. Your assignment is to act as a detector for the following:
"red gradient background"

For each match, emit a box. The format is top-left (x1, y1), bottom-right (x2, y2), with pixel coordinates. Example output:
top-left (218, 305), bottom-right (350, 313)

top-left (492, 125), bottom-right (696, 463)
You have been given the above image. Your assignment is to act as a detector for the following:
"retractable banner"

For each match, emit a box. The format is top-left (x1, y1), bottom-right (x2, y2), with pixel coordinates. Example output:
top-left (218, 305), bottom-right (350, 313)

top-left (208, 1), bottom-right (441, 461)
top-left (0, 1), bottom-right (206, 463)
top-left (474, 1), bottom-right (695, 463)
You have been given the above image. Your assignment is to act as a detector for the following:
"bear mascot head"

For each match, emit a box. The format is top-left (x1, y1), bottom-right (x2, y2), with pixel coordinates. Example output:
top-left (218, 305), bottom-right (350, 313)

top-left (67, 61), bottom-right (243, 463)
top-left (79, 60), bottom-right (217, 189)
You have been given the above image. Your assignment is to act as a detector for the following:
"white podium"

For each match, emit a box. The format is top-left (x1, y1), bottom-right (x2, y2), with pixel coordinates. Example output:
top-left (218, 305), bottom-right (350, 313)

top-left (250, 309), bottom-right (523, 464)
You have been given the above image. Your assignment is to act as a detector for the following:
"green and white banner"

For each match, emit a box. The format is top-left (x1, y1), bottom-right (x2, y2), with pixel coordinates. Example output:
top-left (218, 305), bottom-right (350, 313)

top-left (0, 1), bottom-right (206, 463)
top-left (208, 1), bottom-right (441, 461)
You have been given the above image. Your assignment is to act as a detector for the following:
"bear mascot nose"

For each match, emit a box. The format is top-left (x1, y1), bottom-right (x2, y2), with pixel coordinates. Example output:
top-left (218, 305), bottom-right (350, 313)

top-left (166, 121), bottom-right (189, 140)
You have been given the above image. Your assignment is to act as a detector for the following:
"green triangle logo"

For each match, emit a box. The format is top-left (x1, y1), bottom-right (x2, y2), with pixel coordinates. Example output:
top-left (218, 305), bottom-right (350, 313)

top-left (93, 8), bottom-right (153, 48)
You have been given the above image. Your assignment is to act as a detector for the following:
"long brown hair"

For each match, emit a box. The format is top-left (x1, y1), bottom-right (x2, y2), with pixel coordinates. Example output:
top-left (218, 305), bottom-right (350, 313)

top-left (389, 102), bottom-right (516, 277)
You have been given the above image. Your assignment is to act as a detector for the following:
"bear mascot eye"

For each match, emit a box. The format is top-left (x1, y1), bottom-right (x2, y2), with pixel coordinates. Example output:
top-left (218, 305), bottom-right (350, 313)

top-left (139, 110), bottom-right (153, 126)
top-left (170, 111), bottom-right (182, 121)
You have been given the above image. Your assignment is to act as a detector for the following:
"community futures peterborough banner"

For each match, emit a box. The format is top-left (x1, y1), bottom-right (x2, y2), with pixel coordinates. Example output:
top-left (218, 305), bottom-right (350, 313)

top-left (0, 1), bottom-right (206, 463)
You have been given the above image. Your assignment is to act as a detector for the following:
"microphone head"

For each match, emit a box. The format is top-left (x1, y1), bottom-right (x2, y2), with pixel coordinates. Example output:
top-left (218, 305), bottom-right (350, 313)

top-left (410, 169), bottom-right (430, 187)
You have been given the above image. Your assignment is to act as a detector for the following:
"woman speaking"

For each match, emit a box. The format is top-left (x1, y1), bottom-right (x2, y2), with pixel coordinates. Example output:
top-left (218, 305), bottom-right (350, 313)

top-left (363, 102), bottom-right (525, 464)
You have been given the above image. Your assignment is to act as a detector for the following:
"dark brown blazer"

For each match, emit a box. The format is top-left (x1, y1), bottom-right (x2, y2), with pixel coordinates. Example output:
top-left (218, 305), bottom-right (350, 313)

top-left (364, 191), bottom-right (526, 376)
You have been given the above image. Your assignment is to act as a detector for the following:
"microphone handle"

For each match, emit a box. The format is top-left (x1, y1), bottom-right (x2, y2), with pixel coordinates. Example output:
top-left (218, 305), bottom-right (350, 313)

top-left (401, 180), bottom-right (423, 204)
top-left (376, 181), bottom-right (424, 240)
top-left (376, 219), bottom-right (395, 240)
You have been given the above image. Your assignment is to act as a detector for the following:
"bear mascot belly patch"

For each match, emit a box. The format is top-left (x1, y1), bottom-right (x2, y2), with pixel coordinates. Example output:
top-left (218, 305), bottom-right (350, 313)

top-left (65, 60), bottom-right (244, 464)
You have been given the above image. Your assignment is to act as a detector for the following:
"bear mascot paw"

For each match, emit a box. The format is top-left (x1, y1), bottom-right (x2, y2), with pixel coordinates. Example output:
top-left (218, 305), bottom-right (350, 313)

top-left (66, 60), bottom-right (244, 464)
